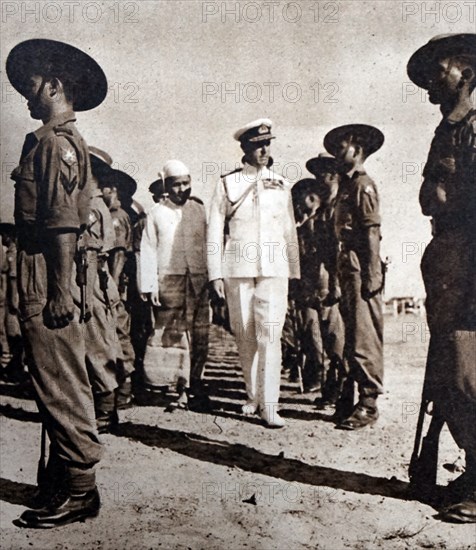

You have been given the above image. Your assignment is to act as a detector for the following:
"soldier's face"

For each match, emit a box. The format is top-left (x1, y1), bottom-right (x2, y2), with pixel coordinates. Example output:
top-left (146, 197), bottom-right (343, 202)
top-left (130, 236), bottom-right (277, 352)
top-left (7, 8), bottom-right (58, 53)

top-left (246, 141), bottom-right (271, 167)
top-left (24, 75), bottom-right (48, 120)
top-left (335, 140), bottom-right (356, 168)
top-left (303, 192), bottom-right (321, 214)
top-left (101, 186), bottom-right (117, 208)
top-left (428, 58), bottom-right (463, 105)
top-left (166, 175), bottom-right (191, 205)
top-left (322, 172), bottom-right (340, 200)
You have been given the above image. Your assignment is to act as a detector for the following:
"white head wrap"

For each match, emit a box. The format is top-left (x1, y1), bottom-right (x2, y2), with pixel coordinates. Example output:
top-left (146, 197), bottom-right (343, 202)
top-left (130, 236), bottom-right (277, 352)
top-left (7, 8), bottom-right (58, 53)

top-left (163, 160), bottom-right (190, 179)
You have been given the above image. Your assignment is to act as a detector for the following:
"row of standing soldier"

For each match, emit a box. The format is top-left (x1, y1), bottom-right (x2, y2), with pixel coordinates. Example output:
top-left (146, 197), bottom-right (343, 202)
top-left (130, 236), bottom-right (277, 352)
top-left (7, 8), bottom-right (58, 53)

top-left (2, 32), bottom-right (475, 529)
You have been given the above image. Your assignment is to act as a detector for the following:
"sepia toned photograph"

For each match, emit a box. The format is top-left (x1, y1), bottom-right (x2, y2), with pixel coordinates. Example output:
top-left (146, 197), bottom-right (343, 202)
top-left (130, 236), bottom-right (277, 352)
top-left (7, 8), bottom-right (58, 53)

top-left (0, 1), bottom-right (475, 548)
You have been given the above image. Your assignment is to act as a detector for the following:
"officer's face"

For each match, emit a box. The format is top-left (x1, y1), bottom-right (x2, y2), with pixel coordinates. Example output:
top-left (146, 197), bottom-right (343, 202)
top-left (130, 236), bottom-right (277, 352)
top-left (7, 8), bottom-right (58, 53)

top-left (246, 140), bottom-right (271, 168)
top-left (428, 58), bottom-right (464, 105)
top-left (166, 175), bottom-right (192, 205)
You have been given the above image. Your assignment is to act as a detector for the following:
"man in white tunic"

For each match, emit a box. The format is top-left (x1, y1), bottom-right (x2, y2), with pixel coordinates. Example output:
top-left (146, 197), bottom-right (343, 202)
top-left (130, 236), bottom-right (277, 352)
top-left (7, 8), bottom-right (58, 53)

top-left (207, 119), bottom-right (300, 428)
top-left (140, 160), bottom-right (209, 409)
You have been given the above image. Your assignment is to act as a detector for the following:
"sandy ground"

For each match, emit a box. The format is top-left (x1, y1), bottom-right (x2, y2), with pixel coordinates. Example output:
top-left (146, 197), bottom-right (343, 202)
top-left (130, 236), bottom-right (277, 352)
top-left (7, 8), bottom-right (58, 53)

top-left (0, 314), bottom-right (475, 549)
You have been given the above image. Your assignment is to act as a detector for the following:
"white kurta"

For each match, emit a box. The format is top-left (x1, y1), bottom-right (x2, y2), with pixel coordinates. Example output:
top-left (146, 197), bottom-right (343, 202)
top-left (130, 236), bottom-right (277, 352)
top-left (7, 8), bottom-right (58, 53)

top-left (140, 197), bottom-right (207, 294)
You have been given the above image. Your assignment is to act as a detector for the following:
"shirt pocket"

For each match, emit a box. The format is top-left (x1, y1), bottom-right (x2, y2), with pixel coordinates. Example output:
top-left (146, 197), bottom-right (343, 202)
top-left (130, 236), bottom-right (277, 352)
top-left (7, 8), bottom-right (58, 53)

top-left (12, 163), bottom-right (37, 223)
top-left (260, 187), bottom-right (287, 219)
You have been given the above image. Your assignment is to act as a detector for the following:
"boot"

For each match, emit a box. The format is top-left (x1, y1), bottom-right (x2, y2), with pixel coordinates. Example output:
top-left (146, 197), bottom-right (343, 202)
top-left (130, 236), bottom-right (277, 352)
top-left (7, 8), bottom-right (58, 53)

top-left (315, 359), bottom-right (343, 408)
top-left (332, 376), bottom-right (355, 423)
top-left (95, 392), bottom-right (118, 434)
top-left (16, 486), bottom-right (100, 529)
top-left (115, 377), bottom-right (133, 410)
top-left (439, 491), bottom-right (476, 523)
top-left (188, 381), bottom-right (212, 412)
top-left (337, 394), bottom-right (379, 430)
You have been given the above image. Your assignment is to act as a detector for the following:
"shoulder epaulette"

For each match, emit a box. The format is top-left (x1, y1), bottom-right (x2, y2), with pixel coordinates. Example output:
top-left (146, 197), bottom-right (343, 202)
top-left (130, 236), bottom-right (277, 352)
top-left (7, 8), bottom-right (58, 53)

top-left (53, 126), bottom-right (74, 137)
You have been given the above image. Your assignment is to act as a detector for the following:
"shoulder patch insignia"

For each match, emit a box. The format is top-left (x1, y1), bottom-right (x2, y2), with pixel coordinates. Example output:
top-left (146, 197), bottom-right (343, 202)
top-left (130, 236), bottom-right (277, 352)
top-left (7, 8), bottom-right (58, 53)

top-left (61, 147), bottom-right (77, 166)
top-left (364, 185), bottom-right (374, 195)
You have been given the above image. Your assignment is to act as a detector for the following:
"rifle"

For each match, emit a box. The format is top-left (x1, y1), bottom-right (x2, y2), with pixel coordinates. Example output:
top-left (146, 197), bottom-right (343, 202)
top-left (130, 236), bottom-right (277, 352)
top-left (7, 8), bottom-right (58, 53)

top-left (289, 299), bottom-right (304, 394)
top-left (98, 257), bottom-right (112, 312)
top-left (409, 395), bottom-right (445, 498)
top-left (37, 424), bottom-right (47, 490)
top-left (76, 248), bottom-right (91, 323)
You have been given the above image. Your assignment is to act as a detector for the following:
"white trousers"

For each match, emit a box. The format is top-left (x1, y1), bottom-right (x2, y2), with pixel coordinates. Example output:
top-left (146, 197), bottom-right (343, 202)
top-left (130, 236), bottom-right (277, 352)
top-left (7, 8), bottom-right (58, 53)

top-left (224, 277), bottom-right (288, 411)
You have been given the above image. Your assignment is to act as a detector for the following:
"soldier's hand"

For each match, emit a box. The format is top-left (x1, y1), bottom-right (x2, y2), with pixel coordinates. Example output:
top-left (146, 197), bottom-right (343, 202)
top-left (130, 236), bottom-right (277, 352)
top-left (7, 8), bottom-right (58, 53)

top-left (44, 290), bottom-right (75, 329)
top-left (210, 279), bottom-right (226, 304)
top-left (361, 285), bottom-right (379, 301)
top-left (150, 291), bottom-right (161, 307)
top-left (324, 287), bottom-right (341, 306)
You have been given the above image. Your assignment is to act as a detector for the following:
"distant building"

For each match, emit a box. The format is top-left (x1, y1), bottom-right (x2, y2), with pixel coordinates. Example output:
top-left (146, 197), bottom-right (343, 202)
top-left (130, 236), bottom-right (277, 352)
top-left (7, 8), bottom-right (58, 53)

top-left (385, 296), bottom-right (425, 316)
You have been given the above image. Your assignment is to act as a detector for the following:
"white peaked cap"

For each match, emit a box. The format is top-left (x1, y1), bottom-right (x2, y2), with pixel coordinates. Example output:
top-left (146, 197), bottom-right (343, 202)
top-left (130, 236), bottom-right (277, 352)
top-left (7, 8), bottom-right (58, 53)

top-left (233, 118), bottom-right (274, 141)
top-left (163, 160), bottom-right (190, 179)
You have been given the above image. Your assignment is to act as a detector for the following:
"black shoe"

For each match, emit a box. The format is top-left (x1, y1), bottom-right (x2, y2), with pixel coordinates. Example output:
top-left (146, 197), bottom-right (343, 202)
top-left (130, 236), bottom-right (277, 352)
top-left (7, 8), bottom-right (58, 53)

top-left (115, 379), bottom-right (133, 410)
top-left (97, 409), bottom-right (119, 434)
top-left (332, 395), bottom-right (354, 423)
top-left (438, 497), bottom-right (476, 523)
top-left (15, 487), bottom-right (100, 529)
top-left (189, 393), bottom-right (213, 413)
top-left (337, 403), bottom-right (379, 430)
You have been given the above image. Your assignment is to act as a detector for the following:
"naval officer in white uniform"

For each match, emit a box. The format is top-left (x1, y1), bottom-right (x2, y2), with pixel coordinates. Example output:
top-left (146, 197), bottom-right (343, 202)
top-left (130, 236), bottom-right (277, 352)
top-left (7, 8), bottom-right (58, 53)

top-left (207, 119), bottom-right (300, 428)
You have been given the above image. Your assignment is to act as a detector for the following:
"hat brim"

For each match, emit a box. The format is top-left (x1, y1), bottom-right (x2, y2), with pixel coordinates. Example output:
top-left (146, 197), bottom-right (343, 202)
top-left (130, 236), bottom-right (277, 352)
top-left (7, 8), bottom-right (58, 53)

top-left (292, 178), bottom-right (326, 197)
top-left (306, 157), bottom-right (340, 176)
top-left (244, 134), bottom-right (275, 143)
top-left (101, 169), bottom-right (137, 196)
top-left (407, 34), bottom-right (476, 89)
top-left (149, 179), bottom-right (165, 195)
top-left (90, 154), bottom-right (114, 180)
top-left (324, 124), bottom-right (384, 157)
top-left (6, 39), bottom-right (107, 111)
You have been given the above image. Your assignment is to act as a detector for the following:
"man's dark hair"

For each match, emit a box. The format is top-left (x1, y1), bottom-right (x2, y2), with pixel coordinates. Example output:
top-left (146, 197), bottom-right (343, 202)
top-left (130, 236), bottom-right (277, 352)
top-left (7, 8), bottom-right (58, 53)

top-left (451, 55), bottom-right (476, 93)
top-left (41, 60), bottom-right (76, 103)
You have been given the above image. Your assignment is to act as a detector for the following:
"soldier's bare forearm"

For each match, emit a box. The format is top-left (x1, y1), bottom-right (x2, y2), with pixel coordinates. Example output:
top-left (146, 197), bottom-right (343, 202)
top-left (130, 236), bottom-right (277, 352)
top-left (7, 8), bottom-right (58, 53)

top-left (44, 230), bottom-right (77, 296)
top-left (109, 249), bottom-right (126, 286)
top-left (361, 226), bottom-right (382, 294)
top-left (42, 230), bottom-right (77, 327)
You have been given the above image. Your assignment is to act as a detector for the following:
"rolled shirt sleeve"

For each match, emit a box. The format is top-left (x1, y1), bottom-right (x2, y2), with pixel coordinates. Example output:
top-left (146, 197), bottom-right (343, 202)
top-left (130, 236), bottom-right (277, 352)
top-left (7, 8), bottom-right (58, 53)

top-left (35, 134), bottom-right (91, 230)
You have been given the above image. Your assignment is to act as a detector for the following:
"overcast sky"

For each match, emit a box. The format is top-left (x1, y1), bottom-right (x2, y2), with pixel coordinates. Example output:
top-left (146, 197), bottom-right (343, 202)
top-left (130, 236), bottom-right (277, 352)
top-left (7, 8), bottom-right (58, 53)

top-left (1, 0), bottom-right (475, 297)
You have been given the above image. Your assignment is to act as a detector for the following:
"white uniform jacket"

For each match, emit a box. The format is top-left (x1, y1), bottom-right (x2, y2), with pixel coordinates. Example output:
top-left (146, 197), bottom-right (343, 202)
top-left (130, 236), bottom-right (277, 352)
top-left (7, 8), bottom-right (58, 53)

top-left (140, 197), bottom-right (207, 293)
top-left (207, 163), bottom-right (300, 281)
